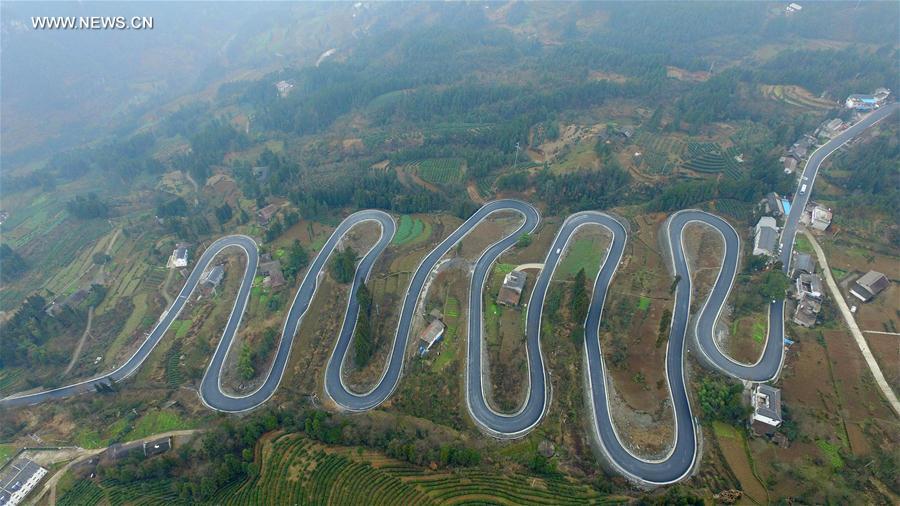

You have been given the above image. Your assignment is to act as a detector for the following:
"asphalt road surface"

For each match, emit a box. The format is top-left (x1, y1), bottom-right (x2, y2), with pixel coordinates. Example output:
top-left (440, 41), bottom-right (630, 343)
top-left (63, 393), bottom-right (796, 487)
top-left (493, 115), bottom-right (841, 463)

top-left (1, 104), bottom-right (893, 485)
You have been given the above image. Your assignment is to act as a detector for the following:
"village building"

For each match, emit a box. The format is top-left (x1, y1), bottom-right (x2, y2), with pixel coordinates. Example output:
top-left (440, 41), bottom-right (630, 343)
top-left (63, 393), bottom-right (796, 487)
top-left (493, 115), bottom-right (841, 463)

top-left (259, 260), bottom-right (286, 288)
top-left (786, 136), bottom-right (814, 160)
top-left (418, 319), bottom-right (445, 356)
top-left (795, 273), bottom-right (824, 300)
top-left (497, 270), bottom-right (527, 306)
top-left (809, 205), bottom-right (832, 231)
top-left (0, 458), bottom-right (48, 506)
top-left (819, 118), bottom-right (844, 138)
top-left (143, 437), bottom-right (172, 458)
top-left (845, 89), bottom-right (890, 111)
top-left (850, 270), bottom-right (890, 302)
top-left (792, 295), bottom-right (821, 328)
top-left (251, 166), bottom-right (269, 183)
top-left (201, 265), bottom-right (225, 291)
top-left (791, 252), bottom-right (815, 277)
top-left (257, 204), bottom-right (278, 226)
top-left (782, 156), bottom-right (797, 174)
top-left (275, 80), bottom-right (294, 97)
top-left (753, 217), bottom-right (779, 257)
top-left (171, 244), bottom-right (189, 268)
top-left (751, 384), bottom-right (783, 435)
top-left (765, 193), bottom-right (783, 217)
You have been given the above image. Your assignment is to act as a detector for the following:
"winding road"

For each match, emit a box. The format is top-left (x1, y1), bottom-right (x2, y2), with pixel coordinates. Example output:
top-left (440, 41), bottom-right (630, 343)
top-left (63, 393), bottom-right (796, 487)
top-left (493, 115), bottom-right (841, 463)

top-left (1, 104), bottom-right (894, 486)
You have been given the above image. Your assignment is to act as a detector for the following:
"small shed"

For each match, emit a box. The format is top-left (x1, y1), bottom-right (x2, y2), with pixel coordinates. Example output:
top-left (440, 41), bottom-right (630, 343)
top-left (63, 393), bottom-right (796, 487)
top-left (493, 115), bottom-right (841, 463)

top-left (418, 320), bottom-right (445, 356)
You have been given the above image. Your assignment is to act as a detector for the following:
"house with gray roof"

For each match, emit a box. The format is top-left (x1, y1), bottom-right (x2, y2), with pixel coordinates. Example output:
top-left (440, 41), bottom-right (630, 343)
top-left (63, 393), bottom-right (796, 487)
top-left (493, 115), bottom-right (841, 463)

top-left (851, 270), bottom-right (890, 302)
top-left (791, 252), bottom-right (815, 277)
top-left (753, 217), bottom-right (779, 257)
top-left (751, 384), bottom-right (782, 435)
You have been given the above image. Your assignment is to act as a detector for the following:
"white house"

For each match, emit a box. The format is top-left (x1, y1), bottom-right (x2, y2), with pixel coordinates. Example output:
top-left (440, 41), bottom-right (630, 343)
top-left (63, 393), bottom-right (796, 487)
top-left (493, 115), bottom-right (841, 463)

top-left (171, 246), bottom-right (188, 268)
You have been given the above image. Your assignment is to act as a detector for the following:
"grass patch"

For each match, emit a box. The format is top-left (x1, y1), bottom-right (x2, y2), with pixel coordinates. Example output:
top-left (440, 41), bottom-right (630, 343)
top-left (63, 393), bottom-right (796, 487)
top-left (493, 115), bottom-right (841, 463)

top-left (0, 444), bottom-right (17, 467)
top-left (712, 421), bottom-right (740, 439)
top-left (830, 267), bottom-right (848, 280)
top-left (494, 263), bottom-right (517, 275)
top-left (557, 237), bottom-right (602, 279)
top-left (751, 320), bottom-right (766, 343)
top-left (793, 235), bottom-right (814, 254)
top-left (637, 296), bottom-right (651, 311)
top-left (816, 440), bottom-right (844, 470)
top-left (74, 428), bottom-right (107, 449)
top-left (129, 411), bottom-right (193, 440)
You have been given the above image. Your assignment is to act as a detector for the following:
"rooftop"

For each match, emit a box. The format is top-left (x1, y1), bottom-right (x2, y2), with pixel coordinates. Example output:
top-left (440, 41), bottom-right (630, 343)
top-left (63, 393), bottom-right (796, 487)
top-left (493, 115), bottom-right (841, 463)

top-left (498, 270), bottom-right (527, 306)
top-left (202, 265), bottom-right (225, 287)
top-left (792, 253), bottom-right (815, 275)
top-left (856, 271), bottom-right (889, 294)
top-left (753, 384), bottom-right (782, 426)
top-left (0, 458), bottom-right (47, 506)
top-left (419, 319), bottom-right (445, 348)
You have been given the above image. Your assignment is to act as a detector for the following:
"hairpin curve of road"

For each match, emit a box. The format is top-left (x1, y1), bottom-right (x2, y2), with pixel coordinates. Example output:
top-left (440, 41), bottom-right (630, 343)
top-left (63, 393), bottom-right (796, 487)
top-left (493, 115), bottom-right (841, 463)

top-left (1, 103), bottom-right (895, 486)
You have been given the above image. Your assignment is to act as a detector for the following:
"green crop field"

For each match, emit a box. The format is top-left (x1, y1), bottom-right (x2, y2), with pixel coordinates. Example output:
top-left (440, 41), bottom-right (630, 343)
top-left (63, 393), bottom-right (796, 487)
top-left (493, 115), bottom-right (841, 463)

top-left (165, 341), bottom-right (184, 388)
top-left (392, 215), bottom-right (429, 245)
top-left (414, 158), bottom-right (465, 184)
top-left (432, 296), bottom-right (461, 372)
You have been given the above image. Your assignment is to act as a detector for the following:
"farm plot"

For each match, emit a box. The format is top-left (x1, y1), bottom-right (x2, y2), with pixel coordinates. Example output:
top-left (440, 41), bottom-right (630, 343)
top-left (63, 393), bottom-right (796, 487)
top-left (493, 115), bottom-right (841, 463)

top-left (682, 142), bottom-right (728, 173)
top-left (413, 158), bottom-right (465, 184)
top-left (432, 296), bottom-right (460, 372)
top-left (391, 215), bottom-right (430, 246)
top-left (713, 199), bottom-right (754, 223)
top-left (209, 433), bottom-right (615, 505)
top-left (760, 84), bottom-right (835, 111)
top-left (0, 369), bottom-right (26, 397)
top-left (632, 131), bottom-right (687, 175)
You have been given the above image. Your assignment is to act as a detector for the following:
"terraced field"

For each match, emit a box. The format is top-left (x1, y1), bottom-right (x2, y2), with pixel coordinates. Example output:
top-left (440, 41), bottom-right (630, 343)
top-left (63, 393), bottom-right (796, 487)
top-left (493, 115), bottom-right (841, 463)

top-left (208, 433), bottom-right (617, 505)
top-left (760, 84), bottom-right (835, 111)
top-left (682, 142), bottom-right (727, 173)
top-left (0, 369), bottom-right (26, 397)
top-left (414, 158), bottom-right (465, 184)
top-left (58, 477), bottom-right (181, 506)
top-left (632, 131), bottom-right (687, 173)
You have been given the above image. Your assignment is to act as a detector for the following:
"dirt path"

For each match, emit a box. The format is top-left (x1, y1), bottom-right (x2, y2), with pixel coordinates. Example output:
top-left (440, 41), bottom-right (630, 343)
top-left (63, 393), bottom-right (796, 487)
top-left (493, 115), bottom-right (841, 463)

top-left (62, 228), bottom-right (120, 376)
top-left (184, 171), bottom-right (200, 205)
top-left (804, 230), bottom-right (900, 417)
top-left (63, 307), bottom-right (93, 376)
top-left (35, 429), bottom-right (205, 505)
top-left (466, 181), bottom-right (485, 204)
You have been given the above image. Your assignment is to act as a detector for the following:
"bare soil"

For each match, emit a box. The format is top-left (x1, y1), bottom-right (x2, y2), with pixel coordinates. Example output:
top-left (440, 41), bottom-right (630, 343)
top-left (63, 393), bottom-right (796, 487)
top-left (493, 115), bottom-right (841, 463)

top-left (597, 213), bottom-right (675, 457)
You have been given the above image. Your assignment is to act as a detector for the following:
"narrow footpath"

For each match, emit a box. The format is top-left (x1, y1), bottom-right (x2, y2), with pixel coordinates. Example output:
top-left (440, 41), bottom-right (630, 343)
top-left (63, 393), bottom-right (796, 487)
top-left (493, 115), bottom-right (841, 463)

top-left (803, 230), bottom-right (900, 416)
